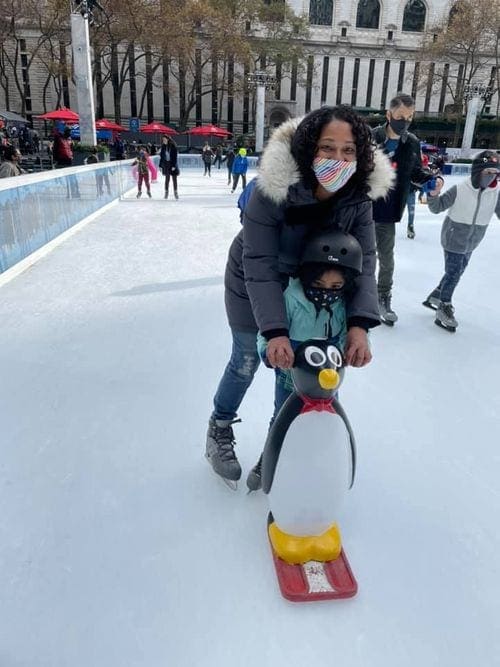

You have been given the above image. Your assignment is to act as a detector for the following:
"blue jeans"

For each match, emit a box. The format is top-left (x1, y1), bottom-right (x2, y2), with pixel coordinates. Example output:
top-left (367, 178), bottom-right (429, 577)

top-left (212, 330), bottom-right (261, 421)
top-left (407, 191), bottom-right (416, 227)
top-left (437, 250), bottom-right (472, 303)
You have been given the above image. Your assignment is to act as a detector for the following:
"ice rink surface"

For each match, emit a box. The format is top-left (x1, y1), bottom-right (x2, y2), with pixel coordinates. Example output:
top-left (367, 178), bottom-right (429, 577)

top-left (1, 170), bottom-right (500, 666)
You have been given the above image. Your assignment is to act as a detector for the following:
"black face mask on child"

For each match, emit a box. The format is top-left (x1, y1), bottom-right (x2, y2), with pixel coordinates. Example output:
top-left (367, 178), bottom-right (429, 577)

top-left (304, 287), bottom-right (344, 309)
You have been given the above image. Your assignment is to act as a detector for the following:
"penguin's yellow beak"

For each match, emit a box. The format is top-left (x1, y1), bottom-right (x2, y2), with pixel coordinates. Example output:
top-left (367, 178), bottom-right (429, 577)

top-left (318, 368), bottom-right (339, 390)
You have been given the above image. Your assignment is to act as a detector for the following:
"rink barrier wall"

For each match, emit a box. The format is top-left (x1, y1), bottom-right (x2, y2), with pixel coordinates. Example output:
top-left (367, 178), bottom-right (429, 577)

top-left (0, 158), bottom-right (154, 275)
top-left (0, 154), bottom-right (258, 276)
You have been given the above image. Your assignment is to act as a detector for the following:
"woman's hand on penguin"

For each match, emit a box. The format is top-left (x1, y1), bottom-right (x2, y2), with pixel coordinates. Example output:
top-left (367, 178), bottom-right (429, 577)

top-left (344, 327), bottom-right (372, 367)
top-left (266, 337), bottom-right (295, 369)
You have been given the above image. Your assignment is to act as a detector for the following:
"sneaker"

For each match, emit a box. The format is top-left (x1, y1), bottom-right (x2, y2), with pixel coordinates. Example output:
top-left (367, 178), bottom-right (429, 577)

top-left (378, 293), bottom-right (398, 325)
top-left (407, 224), bottom-right (415, 239)
top-left (246, 453), bottom-right (263, 492)
top-left (422, 288), bottom-right (441, 311)
top-left (435, 301), bottom-right (458, 331)
top-left (206, 418), bottom-right (242, 482)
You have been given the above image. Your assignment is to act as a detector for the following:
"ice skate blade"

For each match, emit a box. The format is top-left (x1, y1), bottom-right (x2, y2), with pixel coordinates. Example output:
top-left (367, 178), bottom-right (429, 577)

top-left (380, 318), bottom-right (395, 327)
top-left (434, 319), bottom-right (456, 333)
top-left (422, 299), bottom-right (438, 311)
top-left (205, 454), bottom-right (239, 491)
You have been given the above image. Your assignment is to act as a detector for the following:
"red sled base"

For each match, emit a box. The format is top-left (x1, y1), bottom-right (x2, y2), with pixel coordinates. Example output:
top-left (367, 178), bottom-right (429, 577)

top-left (270, 541), bottom-right (358, 602)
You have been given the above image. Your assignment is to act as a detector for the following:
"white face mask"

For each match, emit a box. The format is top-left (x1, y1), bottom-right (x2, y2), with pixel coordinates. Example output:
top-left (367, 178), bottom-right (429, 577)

top-left (313, 157), bottom-right (357, 193)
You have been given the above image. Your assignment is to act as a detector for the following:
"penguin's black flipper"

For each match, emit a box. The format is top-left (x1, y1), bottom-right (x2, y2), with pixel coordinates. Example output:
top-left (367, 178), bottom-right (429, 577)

top-left (262, 393), bottom-right (303, 494)
top-left (331, 397), bottom-right (357, 488)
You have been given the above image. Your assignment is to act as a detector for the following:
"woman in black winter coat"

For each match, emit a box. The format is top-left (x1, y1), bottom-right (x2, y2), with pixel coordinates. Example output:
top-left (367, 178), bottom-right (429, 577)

top-left (159, 135), bottom-right (179, 199)
top-left (205, 105), bottom-right (394, 485)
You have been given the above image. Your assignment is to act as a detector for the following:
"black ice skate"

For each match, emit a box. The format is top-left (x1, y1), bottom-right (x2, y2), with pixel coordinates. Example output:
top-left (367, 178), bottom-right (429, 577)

top-left (246, 452), bottom-right (263, 492)
top-left (407, 224), bottom-right (415, 239)
top-left (435, 302), bottom-right (457, 332)
top-left (422, 288), bottom-right (441, 311)
top-left (378, 293), bottom-right (398, 326)
top-left (205, 418), bottom-right (242, 490)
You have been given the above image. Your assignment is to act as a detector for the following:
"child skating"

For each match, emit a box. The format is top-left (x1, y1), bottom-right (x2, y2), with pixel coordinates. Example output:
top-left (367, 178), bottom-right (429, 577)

top-left (132, 148), bottom-right (153, 198)
top-left (246, 230), bottom-right (363, 491)
top-left (423, 150), bottom-right (500, 331)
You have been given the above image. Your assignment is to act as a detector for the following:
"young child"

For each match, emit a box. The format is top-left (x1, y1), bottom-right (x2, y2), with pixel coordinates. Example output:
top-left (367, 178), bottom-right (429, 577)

top-left (231, 148), bottom-right (248, 193)
top-left (132, 148), bottom-right (152, 198)
top-left (423, 150), bottom-right (500, 331)
top-left (246, 230), bottom-right (363, 491)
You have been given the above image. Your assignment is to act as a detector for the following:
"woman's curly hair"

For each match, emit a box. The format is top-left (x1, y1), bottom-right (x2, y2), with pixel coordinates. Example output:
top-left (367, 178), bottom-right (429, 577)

top-left (290, 105), bottom-right (375, 192)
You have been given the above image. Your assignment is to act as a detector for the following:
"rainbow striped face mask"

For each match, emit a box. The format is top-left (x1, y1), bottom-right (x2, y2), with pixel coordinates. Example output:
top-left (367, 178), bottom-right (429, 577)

top-left (313, 157), bottom-right (357, 193)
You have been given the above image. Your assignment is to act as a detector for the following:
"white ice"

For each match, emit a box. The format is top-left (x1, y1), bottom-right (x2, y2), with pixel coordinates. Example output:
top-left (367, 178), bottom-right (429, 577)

top-left (1, 171), bottom-right (499, 667)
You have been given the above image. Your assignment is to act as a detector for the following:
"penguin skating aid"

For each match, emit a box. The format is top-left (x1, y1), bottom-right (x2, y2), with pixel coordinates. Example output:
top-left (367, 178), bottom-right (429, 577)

top-left (262, 339), bottom-right (358, 602)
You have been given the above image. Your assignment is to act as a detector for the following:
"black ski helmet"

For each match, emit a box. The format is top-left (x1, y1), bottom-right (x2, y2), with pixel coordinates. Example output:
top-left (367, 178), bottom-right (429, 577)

top-left (300, 230), bottom-right (363, 275)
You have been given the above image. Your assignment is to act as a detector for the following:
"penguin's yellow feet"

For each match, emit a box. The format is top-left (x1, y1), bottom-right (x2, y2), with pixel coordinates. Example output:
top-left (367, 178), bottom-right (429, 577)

top-left (268, 522), bottom-right (342, 565)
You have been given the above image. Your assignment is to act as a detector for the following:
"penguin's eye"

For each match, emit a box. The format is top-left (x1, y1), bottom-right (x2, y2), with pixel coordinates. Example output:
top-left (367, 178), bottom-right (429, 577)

top-left (327, 345), bottom-right (343, 368)
top-left (305, 346), bottom-right (327, 367)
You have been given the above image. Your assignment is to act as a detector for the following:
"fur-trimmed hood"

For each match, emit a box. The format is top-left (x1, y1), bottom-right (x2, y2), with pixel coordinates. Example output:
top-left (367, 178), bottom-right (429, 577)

top-left (256, 116), bottom-right (395, 205)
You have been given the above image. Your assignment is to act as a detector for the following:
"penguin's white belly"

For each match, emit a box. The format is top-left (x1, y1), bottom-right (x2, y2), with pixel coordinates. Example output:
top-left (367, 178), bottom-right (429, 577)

top-left (268, 411), bottom-right (352, 536)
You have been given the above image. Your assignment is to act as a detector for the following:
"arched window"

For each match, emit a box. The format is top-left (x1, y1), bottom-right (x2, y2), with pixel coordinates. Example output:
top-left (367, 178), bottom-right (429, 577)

top-left (356, 0), bottom-right (380, 30)
top-left (402, 0), bottom-right (426, 32)
top-left (309, 0), bottom-right (334, 26)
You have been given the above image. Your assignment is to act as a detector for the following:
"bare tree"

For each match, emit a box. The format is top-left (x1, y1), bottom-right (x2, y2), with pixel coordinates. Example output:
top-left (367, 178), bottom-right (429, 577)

top-left (417, 0), bottom-right (496, 142)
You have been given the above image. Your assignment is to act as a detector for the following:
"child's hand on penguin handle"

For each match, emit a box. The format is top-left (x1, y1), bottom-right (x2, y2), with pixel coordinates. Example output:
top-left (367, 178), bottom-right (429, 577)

top-left (344, 327), bottom-right (372, 368)
top-left (267, 336), bottom-right (295, 369)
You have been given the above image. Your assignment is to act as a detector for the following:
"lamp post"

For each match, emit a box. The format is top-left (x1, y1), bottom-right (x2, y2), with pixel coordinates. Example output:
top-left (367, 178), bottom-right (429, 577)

top-left (70, 1), bottom-right (101, 145)
top-left (461, 83), bottom-right (492, 158)
top-left (247, 71), bottom-right (276, 153)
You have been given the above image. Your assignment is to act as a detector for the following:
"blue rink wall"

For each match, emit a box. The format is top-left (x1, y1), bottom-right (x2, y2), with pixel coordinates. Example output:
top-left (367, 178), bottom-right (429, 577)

top-left (0, 154), bottom-right (259, 275)
top-left (0, 155), bottom-right (463, 275)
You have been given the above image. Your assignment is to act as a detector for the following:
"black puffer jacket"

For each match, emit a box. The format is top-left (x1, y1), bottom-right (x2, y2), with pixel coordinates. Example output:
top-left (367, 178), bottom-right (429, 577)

top-left (371, 124), bottom-right (433, 223)
top-left (224, 118), bottom-right (395, 336)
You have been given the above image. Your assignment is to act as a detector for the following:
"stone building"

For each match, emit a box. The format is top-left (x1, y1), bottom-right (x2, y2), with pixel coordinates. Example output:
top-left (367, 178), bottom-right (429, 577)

top-left (1, 0), bottom-right (498, 145)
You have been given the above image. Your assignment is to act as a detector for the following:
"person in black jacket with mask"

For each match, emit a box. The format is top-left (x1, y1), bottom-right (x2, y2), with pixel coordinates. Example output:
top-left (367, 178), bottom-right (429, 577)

top-left (372, 93), bottom-right (440, 325)
top-left (205, 105), bottom-right (394, 487)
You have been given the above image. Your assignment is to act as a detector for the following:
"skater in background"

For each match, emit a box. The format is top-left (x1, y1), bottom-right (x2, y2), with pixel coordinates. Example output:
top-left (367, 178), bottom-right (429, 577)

top-left (423, 150), bottom-right (500, 331)
top-left (214, 144), bottom-right (223, 169)
top-left (205, 104), bottom-right (394, 487)
top-left (230, 147), bottom-right (248, 192)
top-left (246, 231), bottom-right (362, 491)
top-left (202, 142), bottom-right (214, 176)
top-left (371, 93), bottom-right (437, 325)
top-left (222, 146), bottom-right (235, 185)
top-left (132, 148), bottom-right (152, 198)
top-left (159, 135), bottom-right (179, 199)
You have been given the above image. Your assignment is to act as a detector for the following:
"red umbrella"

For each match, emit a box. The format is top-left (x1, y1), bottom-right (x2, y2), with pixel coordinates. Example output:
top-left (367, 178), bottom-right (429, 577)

top-left (186, 124), bottom-right (231, 137)
top-left (36, 107), bottom-right (79, 122)
top-left (140, 122), bottom-right (178, 135)
top-left (96, 118), bottom-right (127, 132)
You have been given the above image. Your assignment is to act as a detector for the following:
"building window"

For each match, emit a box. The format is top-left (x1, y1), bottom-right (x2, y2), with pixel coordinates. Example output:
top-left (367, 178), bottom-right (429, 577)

top-left (336, 57), bottom-right (344, 105)
top-left (351, 58), bottom-right (360, 106)
top-left (341, 27), bottom-right (347, 37)
top-left (309, 0), bottom-right (333, 26)
top-left (321, 56), bottom-right (330, 104)
top-left (356, 0), bottom-right (380, 29)
top-left (388, 30), bottom-right (393, 40)
top-left (402, 0), bottom-right (426, 32)
top-left (366, 59), bottom-right (375, 106)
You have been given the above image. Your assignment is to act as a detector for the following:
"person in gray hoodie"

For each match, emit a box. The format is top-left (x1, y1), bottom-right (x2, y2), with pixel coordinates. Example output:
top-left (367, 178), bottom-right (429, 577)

top-left (423, 150), bottom-right (500, 332)
top-left (205, 105), bottom-right (394, 486)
